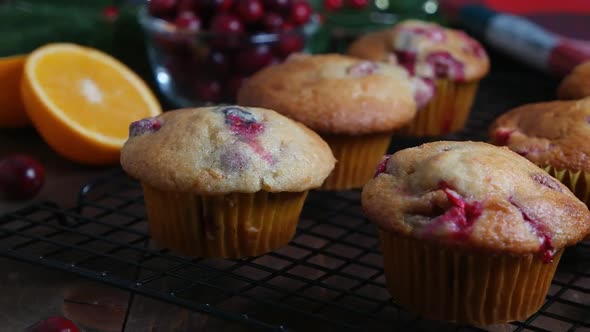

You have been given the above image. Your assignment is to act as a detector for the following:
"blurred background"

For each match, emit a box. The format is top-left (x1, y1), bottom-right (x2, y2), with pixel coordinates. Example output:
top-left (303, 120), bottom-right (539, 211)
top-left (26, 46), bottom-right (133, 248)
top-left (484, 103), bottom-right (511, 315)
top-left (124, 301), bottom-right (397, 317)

top-left (1, 0), bottom-right (589, 108)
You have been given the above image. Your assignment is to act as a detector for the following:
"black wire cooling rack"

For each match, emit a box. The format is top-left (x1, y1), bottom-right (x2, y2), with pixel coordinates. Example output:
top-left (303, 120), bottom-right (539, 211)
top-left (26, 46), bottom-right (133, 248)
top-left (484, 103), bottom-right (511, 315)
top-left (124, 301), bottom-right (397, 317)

top-left (1, 68), bottom-right (589, 331)
top-left (1, 167), bottom-right (589, 332)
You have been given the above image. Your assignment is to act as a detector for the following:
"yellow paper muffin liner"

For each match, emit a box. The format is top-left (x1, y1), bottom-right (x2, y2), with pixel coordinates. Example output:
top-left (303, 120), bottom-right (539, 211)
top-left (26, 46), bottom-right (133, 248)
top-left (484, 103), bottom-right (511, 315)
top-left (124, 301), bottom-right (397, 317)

top-left (542, 165), bottom-right (590, 206)
top-left (320, 132), bottom-right (392, 190)
top-left (142, 183), bottom-right (308, 258)
top-left (379, 232), bottom-right (562, 325)
top-left (399, 79), bottom-right (479, 137)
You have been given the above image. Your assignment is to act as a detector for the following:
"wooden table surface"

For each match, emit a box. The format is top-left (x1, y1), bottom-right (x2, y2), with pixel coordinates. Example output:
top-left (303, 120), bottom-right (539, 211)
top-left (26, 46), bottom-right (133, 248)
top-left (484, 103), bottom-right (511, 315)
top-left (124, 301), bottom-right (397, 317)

top-left (0, 49), bottom-right (566, 332)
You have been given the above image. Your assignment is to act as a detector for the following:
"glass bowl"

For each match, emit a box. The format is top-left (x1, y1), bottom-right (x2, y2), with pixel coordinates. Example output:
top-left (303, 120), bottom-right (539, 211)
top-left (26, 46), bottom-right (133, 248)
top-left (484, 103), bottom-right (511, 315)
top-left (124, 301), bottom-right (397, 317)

top-left (138, 7), bottom-right (316, 107)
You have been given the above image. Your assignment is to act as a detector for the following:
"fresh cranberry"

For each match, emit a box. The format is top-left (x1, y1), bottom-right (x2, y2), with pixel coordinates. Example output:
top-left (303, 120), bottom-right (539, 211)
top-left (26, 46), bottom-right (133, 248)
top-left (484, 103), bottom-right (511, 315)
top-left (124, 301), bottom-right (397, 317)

top-left (393, 50), bottom-right (417, 75)
top-left (0, 154), bottom-right (45, 201)
top-left (289, 1), bottom-right (312, 26)
top-left (102, 6), bottom-right (119, 22)
top-left (194, 80), bottom-right (222, 102)
top-left (281, 21), bottom-right (294, 31)
top-left (324, 0), bottom-right (343, 11)
top-left (174, 11), bottom-right (201, 31)
top-left (438, 183), bottom-right (483, 235)
top-left (262, 12), bottom-right (284, 31)
top-left (199, 0), bottom-right (233, 13)
top-left (235, 44), bottom-right (273, 74)
top-left (236, 0), bottom-right (264, 23)
top-left (509, 200), bottom-right (556, 263)
top-left (219, 107), bottom-right (273, 163)
top-left (220, 147), bottom-right (248, 172)
top-left (220, 106), bottom-right (264, 136)
top-left (225, 75), bottom-right (248, 100)
top-left (148, 0), bottom-right (177, 18)
top-left (176, 0), bottom-right (198, 12)
top-left (210, 13), bottom-right (245, 33)
top-left (405, 26), bottom-right (446, 43)
top-left (347, 0), bottom-right (368, 9)
top-left (426, 51), bottom-right (465, 81)
top-left (417, 181), bottom-right (484, 239)
top-left (25, 316), bottom-right (80, 332)
top-left (275, 33), bottom-right (304, 57)
top-left (492, 128), bottom-right (514, 146)
top-left (530, 174), bottom-right (563, 192)
top-left (264, 0), bottom-right (292, 13)
top-left (129, 117), bottom-right (162, 137)
top-left (206, 50), bottom-right (231, 77)
top-left (374, 155), bottom-right (391, 177)
top-left (347, 61), bottom-right (379, 78)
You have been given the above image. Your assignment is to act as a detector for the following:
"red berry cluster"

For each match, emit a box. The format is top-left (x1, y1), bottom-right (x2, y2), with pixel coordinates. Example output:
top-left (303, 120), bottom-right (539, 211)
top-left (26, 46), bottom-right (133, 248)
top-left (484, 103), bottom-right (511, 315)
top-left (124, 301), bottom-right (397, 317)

top-left (323, 0), bottom-right (369, 11)
top-left (148, 0), bottom-right (314, 103)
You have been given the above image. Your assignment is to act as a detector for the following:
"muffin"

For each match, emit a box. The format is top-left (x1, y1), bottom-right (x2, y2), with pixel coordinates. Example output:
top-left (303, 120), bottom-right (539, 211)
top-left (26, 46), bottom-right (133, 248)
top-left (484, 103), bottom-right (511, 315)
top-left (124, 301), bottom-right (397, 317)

top-left (348, 20), bottom-right (490, 137)
top-left (237, 53), bottom-right (417, 190)
top-left (557, 60), bottom-right (590, 100)
top-left (362, 141), bottom-right (590, 324)
top-left (121, 105), bottom-right (335, 258)
top-left (490, 97), bottom-right (590, 207)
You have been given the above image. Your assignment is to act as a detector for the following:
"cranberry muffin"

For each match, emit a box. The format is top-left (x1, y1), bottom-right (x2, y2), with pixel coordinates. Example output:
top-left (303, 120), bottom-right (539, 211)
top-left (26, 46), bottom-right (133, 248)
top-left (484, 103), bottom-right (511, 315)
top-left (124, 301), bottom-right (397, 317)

top-left (237, 53), bottom-right (418, 190)
top-left (121, 106), bottom-right (335, 258)
top-left (348, 20), bottom-right (490, 136)
top-left (490, 97), bottom-right (590, 207)
top-left (557, 60), bottom-right (590, 100)
top-left (362, 141), bottom-right (590, 324)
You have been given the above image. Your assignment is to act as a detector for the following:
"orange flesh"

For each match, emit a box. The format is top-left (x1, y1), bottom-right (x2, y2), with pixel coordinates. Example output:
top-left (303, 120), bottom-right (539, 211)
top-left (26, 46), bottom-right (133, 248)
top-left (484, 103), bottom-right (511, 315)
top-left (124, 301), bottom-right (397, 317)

top-left (33, 51), bottom-right (156, 139)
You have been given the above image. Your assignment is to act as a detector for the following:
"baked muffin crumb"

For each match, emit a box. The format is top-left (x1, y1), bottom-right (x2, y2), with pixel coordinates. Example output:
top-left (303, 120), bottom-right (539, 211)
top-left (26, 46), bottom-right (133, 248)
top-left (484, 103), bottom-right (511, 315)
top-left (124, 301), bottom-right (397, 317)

top-left (121, 105), bottom-right (336, 194)
top-left (362, 141), bottom-right (590, 260)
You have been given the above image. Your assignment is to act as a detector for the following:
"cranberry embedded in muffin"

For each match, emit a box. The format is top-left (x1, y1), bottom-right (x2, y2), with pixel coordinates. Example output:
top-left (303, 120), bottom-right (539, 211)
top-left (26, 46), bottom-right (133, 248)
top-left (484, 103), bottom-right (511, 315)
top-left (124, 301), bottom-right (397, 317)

top-left (237, 53), bottom-right (419, 190)
top-left (490, 97), bottom-right (590, 207)
top-left (362, 141), bottom-right (590, 324)
top-left (348, 20), bottom-right (490, 136)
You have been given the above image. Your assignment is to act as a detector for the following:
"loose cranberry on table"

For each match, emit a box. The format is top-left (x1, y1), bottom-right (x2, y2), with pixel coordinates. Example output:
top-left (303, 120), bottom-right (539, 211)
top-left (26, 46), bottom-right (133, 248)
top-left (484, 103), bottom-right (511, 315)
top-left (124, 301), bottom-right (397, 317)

top-left (24, 316), bottom-right (79, 332)
top-left (0, 154), bottom-right (45, 201)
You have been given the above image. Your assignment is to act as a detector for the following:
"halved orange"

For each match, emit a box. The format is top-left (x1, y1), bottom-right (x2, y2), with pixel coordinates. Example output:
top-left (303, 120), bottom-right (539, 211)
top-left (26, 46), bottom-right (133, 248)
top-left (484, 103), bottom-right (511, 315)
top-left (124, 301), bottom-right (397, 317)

top-left (21, 43), bottom-right (161, 165)
top-left (0, 55), bottom-right (30, 127)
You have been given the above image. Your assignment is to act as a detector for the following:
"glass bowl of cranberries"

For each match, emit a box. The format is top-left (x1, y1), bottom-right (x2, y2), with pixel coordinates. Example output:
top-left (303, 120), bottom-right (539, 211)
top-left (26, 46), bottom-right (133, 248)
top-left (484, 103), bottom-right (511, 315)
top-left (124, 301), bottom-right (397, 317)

top-left (139, 0), bottom-right (318, 106)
